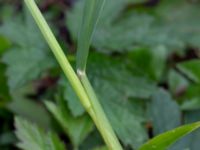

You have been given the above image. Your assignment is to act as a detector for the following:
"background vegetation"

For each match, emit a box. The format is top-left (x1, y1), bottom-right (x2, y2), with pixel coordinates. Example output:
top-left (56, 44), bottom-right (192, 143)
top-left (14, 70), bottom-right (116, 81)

top-left (1, 0), bottom-right (200, 149)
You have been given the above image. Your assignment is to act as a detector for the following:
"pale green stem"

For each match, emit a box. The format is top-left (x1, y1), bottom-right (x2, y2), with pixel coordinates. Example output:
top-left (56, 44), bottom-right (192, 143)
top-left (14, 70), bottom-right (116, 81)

top-left (24, 0), bottom-right (92, 111)
top-left (79, 74), bottom-right (123, 150)
top-left (24, 0), bottom-right (123, 149)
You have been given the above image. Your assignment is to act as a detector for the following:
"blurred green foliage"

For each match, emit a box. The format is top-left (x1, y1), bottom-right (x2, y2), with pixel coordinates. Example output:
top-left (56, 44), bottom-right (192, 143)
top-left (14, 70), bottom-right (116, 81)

top-left (1, 0), bottom-right (200, 149)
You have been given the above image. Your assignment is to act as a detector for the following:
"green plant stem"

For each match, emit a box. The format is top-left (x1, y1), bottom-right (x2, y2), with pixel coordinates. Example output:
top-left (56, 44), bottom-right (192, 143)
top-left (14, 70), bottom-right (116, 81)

top-left (79, 74), bottom-right (123, 150)
top-left (24, 0), bottom-right (92, 112)
top-left (24, 0), bottom-right (122, 149)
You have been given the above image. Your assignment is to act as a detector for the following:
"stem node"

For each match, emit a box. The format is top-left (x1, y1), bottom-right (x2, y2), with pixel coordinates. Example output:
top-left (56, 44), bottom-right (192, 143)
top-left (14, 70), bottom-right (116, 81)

top-left (77, 69), bottom-right (86, 78)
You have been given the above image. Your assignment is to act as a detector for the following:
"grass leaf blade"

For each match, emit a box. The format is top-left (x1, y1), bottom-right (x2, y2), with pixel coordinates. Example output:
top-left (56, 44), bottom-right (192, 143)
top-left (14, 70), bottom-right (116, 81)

top-left (76, 0), bottom-right (105, 72)
top-left (139, 122), bottom-right (200, 150)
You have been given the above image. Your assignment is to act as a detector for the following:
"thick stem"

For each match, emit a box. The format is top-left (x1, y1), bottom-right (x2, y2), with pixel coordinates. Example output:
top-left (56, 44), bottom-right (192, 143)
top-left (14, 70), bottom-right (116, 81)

top-left (79, 73), bottom-right (123, 150)
top-left (24, 0), bottom-right (91, 111)
top-left (24, 0), bottom-right (123, 149)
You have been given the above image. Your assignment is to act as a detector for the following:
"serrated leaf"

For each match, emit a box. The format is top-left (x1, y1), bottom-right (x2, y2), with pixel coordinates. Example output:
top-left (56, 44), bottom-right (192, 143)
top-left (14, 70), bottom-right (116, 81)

top-left (87, 52), bottom-right (156, 148)
top-left (155, 0), bottom-right (200, 48)
top-left (67, 0), bottom-right (155, 52)
top-left (9, 99), bottom-right (50, 129)
top-left (88, 52), bottom-right (156, 99)
top-left (67, 0), bottom-right (153, 53)
top-left (59, 76), bottom-right (85, 117)
top-left (128, 46), bottom-right (167, 81)
top-left (2, 48), bottom-right (54, 91)
top-left (0, 6), bottom-right (55, 91)
top-left (139, 121), bottom-right (200, 150)
top-left (149, 89), bottom-right (181, 135)
top-left (14, 117), bottom-right (65, 150)
top-left (67, 0), bottom-right (200, 52)
top-left (7, 85), bottom-right (50, 128)
top-left (45, 99), bottom-right (93, 148)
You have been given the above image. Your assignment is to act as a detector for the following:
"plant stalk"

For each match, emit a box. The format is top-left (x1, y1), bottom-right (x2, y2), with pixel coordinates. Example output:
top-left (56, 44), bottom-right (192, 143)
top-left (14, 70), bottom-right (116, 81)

top-left (24, 0), bottom-right (122, 149)
top-left (24, 0), bottom-right (92, 111)
top-left (79, 73), bottom-right (123, 150)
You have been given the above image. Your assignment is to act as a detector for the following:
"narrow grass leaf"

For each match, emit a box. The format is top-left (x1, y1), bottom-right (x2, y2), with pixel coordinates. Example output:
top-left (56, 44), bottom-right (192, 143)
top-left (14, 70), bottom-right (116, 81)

top-left (76, 0), bottom-right (105, 71)
top-left (139, 121), bottom-right (200, 150)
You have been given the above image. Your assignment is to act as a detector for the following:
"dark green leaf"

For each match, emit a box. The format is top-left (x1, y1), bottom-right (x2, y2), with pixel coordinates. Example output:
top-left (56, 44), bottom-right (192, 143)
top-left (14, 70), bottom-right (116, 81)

top-left (45, 99), bottom-right (93, 147)
top-left (0, 63), bottom-right (10, 104)
top-left (0, 7), bottom-right (55, 91)
top-left (177, 59), bottom-right (200, 83)
top-left (168, 69), bottom-right (189, 94)
top-left (93, 146), bottom-right (108, 150)
top-left (15, 117), bottom-right (65, 150)
top-left (149, 89), bottom-right (181, 135)
top-left (0, 36), bottom-right (10, 55)
top-left (2, 48), bottom-right (54, 91)
top-left (128, 46), bottom-right (167, 81)
top-left (88, 52), bottom-right (156, 148)
top-left (7, 85), bottom-right (50, 128)
top-left (67, 0), bottom-right (200, 53)
top-left (59, 76), bottom-right (85, 117)
top-left (9, 99), bottom-right (50, 129)
top-left (0, 132), bottom-right (16, 146)
top-left (179, 84), bottom-right (200, 111)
